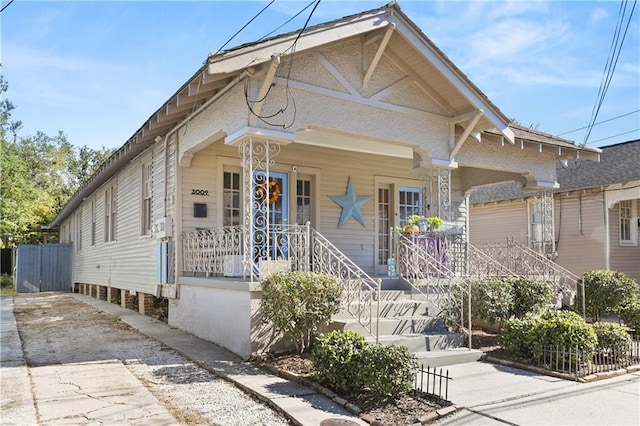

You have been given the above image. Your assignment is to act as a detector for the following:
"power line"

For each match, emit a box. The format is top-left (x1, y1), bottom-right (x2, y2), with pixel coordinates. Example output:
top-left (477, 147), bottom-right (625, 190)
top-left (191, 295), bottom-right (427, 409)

top-left (0, 0), bottom-right (15, 14)
top-left (558, 109), bottom-right (640, 135)
top-left (588, 128), bottom-right (640, 144)
top-left (213, 0), bottom-right (275, 55)
top-left (583, 0), bottom-right (637, 145)
top-left (258, 0), bottom-right (318, 41)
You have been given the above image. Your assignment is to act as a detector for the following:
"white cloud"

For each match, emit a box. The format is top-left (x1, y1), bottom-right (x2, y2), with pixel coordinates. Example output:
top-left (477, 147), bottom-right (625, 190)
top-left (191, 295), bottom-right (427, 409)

top-left (589, 7), bottom-right (609, 24)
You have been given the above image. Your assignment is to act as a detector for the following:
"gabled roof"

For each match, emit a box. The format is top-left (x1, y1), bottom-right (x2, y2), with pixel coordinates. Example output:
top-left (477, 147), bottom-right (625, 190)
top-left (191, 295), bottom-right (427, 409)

top-left (50, 1), bottom-right (599, 227)
top-left (470, 139), bottom-right (640, 204)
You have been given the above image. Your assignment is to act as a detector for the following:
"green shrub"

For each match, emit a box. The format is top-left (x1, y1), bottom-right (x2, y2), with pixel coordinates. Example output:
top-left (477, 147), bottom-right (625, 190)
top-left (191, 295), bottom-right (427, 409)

top-left (261, 271), bottom-right (342, 353)
top-left (469, 278), bottom-right (512, 326)
top-left (592, 322), bottom-right (632, 360)
top-left (312, 330), bottom-right (367, 395)
top-left (499, 315), bottom-right (540, 359)
top-left (312, 330), bottom-right (419, 397)
top-left (1, 274), bottom-right (13, 288)
top-left (620, 297), bottom-right (640, 333)
top-left (360, 344), bottom-right (419, 396)
top-left (500, 310), bottom-right (597, 363)
top-left (510, 277), bottom-right (553, 318)
top-left (530, 310), bottom-right (597, 362)
top-left (575, 270), bottom-right (639, 321)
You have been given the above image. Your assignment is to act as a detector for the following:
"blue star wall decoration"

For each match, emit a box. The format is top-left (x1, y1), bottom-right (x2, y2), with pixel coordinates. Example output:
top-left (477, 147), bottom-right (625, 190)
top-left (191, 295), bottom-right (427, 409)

top-left (329, 176), bottom-right (372, 227)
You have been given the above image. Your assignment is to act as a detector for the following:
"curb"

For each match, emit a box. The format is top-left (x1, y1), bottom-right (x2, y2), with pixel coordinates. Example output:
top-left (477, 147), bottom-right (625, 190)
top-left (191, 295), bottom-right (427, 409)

top-left (484, 355), bottom-right (640, 383)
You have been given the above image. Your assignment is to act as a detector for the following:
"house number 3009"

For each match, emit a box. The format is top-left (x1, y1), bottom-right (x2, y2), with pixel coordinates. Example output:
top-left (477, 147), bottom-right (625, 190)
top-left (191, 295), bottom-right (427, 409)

top-left (191, 189), bottom-right (209, 196)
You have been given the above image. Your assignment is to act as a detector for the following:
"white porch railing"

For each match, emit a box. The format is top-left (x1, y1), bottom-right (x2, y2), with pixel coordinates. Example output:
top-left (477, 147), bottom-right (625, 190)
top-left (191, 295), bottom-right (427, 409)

top-left (474, 237), bottom-right (580, 309)
top-left (181, 224), bottom-right (380, 341)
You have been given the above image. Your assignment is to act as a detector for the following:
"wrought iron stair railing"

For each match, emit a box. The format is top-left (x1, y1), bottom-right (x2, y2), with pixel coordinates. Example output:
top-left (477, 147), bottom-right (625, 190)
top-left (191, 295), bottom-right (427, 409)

top-left (475, 237), bottom-right (580, 308)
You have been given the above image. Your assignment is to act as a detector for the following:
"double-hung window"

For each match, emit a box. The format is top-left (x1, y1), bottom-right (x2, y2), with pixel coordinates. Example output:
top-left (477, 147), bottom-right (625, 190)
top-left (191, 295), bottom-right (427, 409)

top-left (104, 184), bottom-right (117, 242)
top-left (619, 200), bottom-right (637, 245)
top-left (223, 171), bottom-right (241, 226)
top-left (142, 163), bottom-right (152, 234)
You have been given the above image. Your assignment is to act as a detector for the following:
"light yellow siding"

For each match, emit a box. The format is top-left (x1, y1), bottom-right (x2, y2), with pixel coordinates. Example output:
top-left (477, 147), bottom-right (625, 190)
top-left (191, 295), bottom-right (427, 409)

top-left (469, 201), bottom-right (528, 245)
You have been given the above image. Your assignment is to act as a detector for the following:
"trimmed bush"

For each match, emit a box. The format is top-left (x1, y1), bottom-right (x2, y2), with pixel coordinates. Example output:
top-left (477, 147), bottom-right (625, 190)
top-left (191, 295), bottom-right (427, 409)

top-left (575, 270), bottom-right (639, 321)
top-left (261, 271), bottom-right (342, 353)
top-left (312, 330), bottom-right (419, 397)
top-left (510, 277), bottom-right (553, 318)
top-left (312, 330), bottom-right (367, 395)
top-left (469, 278), bottom-right (512, 326)
top-left (500, 310), bottom-right (597, 363)
top-left (592, 322), bottom-right (632, 359)
top-left (620, 297), bottom-right (640, 333)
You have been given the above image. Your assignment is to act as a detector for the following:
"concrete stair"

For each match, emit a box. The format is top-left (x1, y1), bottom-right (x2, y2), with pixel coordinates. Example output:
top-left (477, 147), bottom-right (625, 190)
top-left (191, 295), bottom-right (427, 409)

top-left (329, 278), bottom-right (482, 367)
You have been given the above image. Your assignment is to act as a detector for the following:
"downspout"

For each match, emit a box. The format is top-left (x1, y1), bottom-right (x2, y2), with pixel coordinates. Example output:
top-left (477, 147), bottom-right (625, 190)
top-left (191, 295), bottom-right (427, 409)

top-left (603, 188), bottom-right (610, 270)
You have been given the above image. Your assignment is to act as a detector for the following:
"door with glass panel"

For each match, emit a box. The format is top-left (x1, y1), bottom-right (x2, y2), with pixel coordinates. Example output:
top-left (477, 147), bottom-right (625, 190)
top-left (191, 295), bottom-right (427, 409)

top-left (253, 171), bottom-right (289, 261)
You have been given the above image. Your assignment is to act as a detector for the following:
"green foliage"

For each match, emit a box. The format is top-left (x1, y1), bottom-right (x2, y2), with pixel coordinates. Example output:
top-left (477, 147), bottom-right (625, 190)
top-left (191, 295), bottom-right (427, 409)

top-left (446, 277), bottom-right (553, 332)
top-left (311, 330), bottom-right (368, 395)
top-left (575, 270), bottom-right (639, 321)
top-left (359, 344), bottom-right (419, 396)
top-left (312, 330), bottom-right (419, 397)
top-left (510, 277), bottom-right (553, 318)
top-left (620, 297), bottom-right (640, 332)
top-left (500, 310), bottom-right (597, 363)
top-left (261, 271), bottom-right (342, 353)
top-left (426, 216), bottom-right (444, 230)
top-left (592, 322), bottom-right (632, 359)
top-left (0, 73), bottom-right (114, 246)
top-left (0, 274), bottom-right (16, 297)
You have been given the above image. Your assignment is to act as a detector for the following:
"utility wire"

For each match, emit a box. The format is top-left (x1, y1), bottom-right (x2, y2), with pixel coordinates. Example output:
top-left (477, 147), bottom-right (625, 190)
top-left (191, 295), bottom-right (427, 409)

top-left (558, 109), bottom-right (640, 135)
top-left (0, 0), bottom-right (15, 14)
top-left (588, 128), bottom-right (640, 144)
top-left (258, 0), bottom-right (318, 41)
top-left (583, 0), bottom-right (637, 145)
top-left (213, 0), bottom-right (275, 55)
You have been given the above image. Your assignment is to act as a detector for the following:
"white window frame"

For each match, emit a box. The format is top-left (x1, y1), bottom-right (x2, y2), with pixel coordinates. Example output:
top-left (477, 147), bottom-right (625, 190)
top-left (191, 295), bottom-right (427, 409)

top-left (528, 199), bottom-right (543, 248)
top-left (141, 162), bottom-right (152, 235)
top-left (90, 198), bottom-right (96, 246)
top-left (222, 168), bottom-right (242, 227)
top-left (75, 209), bottom-right (82, 251)
top-left (104, 184), bottom-right (117, 242)
top-left (619, 199), bottom-right (637, 246)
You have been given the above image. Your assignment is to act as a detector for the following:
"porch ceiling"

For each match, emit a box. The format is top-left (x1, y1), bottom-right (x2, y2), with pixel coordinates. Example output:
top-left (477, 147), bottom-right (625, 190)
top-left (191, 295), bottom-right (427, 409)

top-left (295, 127), bottom-right (414, 159)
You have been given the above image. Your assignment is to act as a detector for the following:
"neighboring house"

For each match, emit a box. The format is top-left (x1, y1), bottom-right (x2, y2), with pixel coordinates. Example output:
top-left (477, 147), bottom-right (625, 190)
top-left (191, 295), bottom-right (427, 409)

top-left (50, 2), bottom-right (599, 359)
top-left (470, 139), bottom-right (640, 282)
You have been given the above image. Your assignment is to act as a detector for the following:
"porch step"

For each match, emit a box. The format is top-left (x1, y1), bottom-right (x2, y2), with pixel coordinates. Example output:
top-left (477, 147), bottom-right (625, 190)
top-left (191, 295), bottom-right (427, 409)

top-left (371, 332), bottom-right (464, 352)
top-left (413, 348), bottom-right (483, 368)
top-left (333, 299), bottom-right (431, 320)
top-left (331, 316), bottom-right (446, 336)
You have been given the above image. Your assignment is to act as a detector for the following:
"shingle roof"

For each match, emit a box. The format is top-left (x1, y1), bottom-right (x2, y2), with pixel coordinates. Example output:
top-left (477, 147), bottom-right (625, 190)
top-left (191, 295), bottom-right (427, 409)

top-left (470, 139), bottom-right (640, 204)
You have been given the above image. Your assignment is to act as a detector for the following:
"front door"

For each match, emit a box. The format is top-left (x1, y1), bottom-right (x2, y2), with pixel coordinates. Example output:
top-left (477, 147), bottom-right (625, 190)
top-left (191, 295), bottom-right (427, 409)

top-left (253, 172), bottom-right (289, 261)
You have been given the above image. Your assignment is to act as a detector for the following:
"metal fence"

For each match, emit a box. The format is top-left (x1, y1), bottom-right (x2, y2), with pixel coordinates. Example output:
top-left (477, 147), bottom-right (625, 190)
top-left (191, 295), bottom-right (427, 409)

top-left (413, 364), bottom-right (451, 401)
top-left (537, 337), bottom-right (640, 379)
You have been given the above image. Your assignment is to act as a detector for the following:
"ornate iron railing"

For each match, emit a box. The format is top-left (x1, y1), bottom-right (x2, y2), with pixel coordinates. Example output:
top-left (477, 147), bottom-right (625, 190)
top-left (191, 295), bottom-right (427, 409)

top-left (310, 228), bottom-right (381, 341)
top-left (182, 226), bottom-right (243, 275)
top-left (182, 224), bottom-right (380, 340)
top-left (475, 237), bottom-right (579, 308)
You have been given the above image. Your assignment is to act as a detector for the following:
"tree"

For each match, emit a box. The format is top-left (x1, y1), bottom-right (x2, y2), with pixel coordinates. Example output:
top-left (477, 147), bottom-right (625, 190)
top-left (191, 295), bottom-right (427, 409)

top-left (0, 73), bottom-right (114, 246)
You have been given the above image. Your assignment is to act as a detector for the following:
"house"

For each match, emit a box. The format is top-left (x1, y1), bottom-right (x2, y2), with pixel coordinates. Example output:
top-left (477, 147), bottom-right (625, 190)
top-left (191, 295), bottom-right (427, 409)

top-left (470, 139), bottom-right (640, 283)
top-left (50, 2), bottom-right (599, 359)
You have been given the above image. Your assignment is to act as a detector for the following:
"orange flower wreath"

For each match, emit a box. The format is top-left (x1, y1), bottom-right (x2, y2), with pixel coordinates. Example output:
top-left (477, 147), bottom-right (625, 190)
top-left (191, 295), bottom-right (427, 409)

top-left (258, 179), bottom-right (280, 205)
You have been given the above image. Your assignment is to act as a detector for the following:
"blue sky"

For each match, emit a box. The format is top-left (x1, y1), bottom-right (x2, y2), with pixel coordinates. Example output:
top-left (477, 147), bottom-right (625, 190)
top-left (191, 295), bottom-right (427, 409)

top-left (2, 0), bottom-right (639, 150)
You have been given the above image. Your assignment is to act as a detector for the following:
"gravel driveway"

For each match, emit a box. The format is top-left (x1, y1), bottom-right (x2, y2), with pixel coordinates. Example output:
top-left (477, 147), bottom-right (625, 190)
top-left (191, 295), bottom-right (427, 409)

top-left (12, 293), bottom-right (290, 425)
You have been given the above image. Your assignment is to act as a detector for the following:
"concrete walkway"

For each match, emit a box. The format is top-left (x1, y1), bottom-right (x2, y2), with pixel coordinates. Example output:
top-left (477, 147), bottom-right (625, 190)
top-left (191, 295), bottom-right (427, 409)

top-left (435, 360), bottom-right (640, 425)
top-left (2, 294), bottom-right (365, 426)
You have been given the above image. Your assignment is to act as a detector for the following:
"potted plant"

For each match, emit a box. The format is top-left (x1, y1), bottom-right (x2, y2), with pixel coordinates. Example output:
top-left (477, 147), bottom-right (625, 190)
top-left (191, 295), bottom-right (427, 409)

top-left (401, 215), bottom-right (423, 234)
top-left (426, 216), bottom-right (444, 231)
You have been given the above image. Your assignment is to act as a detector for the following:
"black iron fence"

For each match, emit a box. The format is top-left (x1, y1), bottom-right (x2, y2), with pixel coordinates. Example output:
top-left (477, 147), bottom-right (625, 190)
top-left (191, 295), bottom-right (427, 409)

top-left (537, 337), bottom-right (640, 379)
top-left (413, 364), bottom-right (451, 400)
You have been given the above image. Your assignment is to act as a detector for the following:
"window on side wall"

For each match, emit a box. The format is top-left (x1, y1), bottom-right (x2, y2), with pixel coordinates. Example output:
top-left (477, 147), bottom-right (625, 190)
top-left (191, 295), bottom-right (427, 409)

top-left (142, 162), bottom-right (152, 235)
top-left (104, 184), bottom-right (117, 242)
top-left (75, 209), bottom-right (82, 251)
top-left (619, 199), bottom-right (637, 245)
top-left (528, 200), bottom-right (543, 251)
top-left (223, 170), bottom-right (241, 226)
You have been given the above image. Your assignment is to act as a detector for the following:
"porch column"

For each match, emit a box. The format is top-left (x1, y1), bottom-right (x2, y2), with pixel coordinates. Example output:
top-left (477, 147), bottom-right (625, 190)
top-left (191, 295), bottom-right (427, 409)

top-left (421, 167), bottom-right (452, 222)
top-left (531, 188), bottom-right (555, 255)
top-left (238, 137), bottom-right (282, 282)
